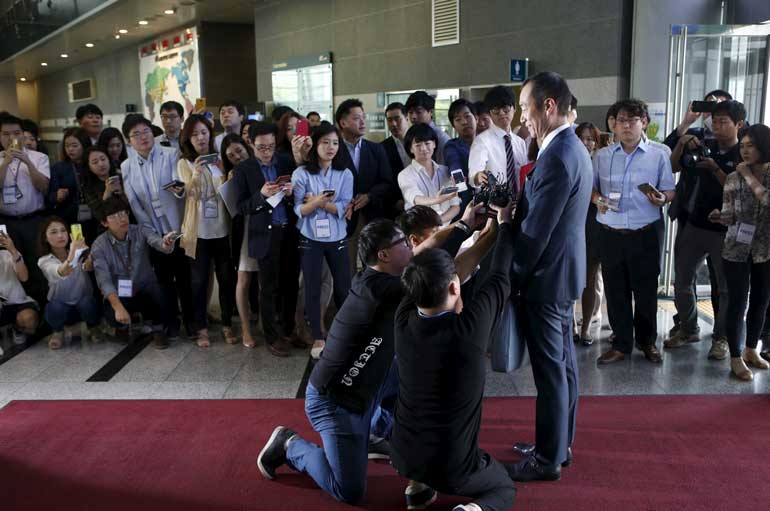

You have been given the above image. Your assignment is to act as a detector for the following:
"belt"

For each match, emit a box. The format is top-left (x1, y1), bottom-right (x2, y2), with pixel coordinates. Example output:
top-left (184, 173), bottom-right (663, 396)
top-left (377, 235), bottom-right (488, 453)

top-left (0, 210), bottom-right (44, 221)
top-left (601, 222), bottom-right (654, 235)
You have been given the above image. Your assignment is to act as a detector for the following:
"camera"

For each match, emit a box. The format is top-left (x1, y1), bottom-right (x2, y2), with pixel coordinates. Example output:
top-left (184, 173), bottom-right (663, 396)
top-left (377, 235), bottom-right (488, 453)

top-left (474, 172), bottom-right (512, 215)
top-left (682, 144), bottom-right (711, 168)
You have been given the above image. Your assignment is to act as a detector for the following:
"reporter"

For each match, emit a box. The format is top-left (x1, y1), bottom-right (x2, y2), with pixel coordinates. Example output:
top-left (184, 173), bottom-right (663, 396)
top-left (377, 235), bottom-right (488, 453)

top-left (0, 229), bottom-right (39, 345)
top-left (97, 127), bottom-right (128, 168)
top-left (82, 146), bottom-right (132, 238)
top-left (38, 217), bottom-right (101, 349)
top-left (47, 127), bottom-right (92, 228)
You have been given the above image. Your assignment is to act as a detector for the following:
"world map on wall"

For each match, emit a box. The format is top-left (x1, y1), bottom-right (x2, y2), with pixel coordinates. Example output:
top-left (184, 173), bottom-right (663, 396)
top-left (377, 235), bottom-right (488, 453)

top-left (139, 30), bottom-right (201, 122)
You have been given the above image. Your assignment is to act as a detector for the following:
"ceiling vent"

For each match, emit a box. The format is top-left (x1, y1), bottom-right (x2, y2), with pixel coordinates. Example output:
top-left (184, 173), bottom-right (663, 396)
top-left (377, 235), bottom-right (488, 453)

top-left (68, 79), bottom-right (96, 103)
top-left (432, 0), bottom-right (460, 47)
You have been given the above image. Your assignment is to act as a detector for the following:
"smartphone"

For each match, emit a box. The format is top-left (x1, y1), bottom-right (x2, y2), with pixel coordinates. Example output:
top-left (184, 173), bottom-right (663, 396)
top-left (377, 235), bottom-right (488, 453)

top-left (195, 97), bottom-right (207, 111)
top-left (169, 231), bottom-right (183, 242)
top-left (71, 224), bottom-right (83, 242)
top-left (275, 175), bottom-right (291, 186)
top-left (296, 118), bottom-right (310, 137)
top-left (440, 186), bottom-right (459, 195)
top-left (451, 169), bottom-right (466, 184)
top-left (198, 153), bottom-right (218, 165)
top-left (637, 183), bottom-right (659, 195)
top-left (107, 175), bottom-right (121, 184)
top-left (10, 138), bottom-right (22, 151)
top-left (322, 189), bottom-right (335, 196)
top-left (691, 101), bottom-right (717, 113)
top-left (162, 180), bottom-right (185, 190)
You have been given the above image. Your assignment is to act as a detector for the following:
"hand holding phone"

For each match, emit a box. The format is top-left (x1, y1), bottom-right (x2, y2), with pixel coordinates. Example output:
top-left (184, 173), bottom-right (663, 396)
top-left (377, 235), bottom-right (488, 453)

top-left (440, 186), bottom-right (459, 195)
top-left (197, 153), bottom-right (219, 166)
top-left (162, 180), bottom-right (185, 191)
top-left (71, 223), bottom-right (84, 242)
top-left (322, 189), bottom-right (335, 197)
top-left (274, 175), bottom-right (291, 186)
top-left (637, 183), bottom-right (659, 195)
top-left (296, 118), bottom-right (310, 137)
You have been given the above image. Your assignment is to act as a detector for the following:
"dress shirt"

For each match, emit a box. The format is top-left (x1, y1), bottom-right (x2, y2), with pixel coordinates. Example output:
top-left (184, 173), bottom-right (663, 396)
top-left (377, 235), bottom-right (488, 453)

top-left (344, 138), bottom-right (363, 171)
top-left (593, 140), bottom-right (676, 230)
top-left (430, 122), bottom-right (451, 165)
top-left (538, 123), bottom-right (572, 157)
top-left (121, 144), bottom-right (182, 235)
top-left (398, 159), bottom-right (460, 218)
top-left (214, 133), bottom-right (225, 153)
top-left (394, 138), bottom-right (411, 168)
top-left (91, 225), bottom-right (167, 298)
top-left (155, 133), bottom-right (180, 149)
top-left (0, 251), bottom-right (34, 305)
top-left (0, 148), bottom-right (50, 216)
top-left (38, 253), bottom-right (93, 305)
top-left (468, 124), bottom-right (527, 188)
top-left (721, 170), bottom-right (770, 263)
top-left (259, 158), bottom-right (289, 225)
top-left (443, 137), bottom-right (471, 177)
top-left (292, 165), bottom-right (354, 242)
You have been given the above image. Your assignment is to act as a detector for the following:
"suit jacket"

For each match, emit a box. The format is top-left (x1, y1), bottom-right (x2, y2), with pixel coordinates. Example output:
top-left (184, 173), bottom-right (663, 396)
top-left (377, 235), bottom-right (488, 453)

top-left (511, 127), bottom-right (592, 303)
top-left (337, 138), bottom-right (394, 228)
top-left (231, 153), bottom-right (297, 261)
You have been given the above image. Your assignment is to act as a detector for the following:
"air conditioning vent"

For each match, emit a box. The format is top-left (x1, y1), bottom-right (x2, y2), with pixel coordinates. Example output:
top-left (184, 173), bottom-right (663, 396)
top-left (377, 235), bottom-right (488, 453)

top-left (68, 79), bottom-right (95, 103)
top-left (432, 0), bottom-right (459, 47)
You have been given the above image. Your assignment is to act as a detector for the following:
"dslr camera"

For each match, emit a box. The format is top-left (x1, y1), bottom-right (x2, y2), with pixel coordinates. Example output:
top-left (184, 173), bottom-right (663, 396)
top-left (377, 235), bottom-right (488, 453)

top-left (682, 144), bottom-right (711, 168)
top-left (474, 172), bottom-right (512, 216)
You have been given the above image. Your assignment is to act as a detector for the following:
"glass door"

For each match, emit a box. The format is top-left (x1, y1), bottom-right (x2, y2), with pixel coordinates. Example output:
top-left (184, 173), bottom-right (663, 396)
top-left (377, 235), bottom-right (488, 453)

top-left (661, 23), bottom-right (770, 296)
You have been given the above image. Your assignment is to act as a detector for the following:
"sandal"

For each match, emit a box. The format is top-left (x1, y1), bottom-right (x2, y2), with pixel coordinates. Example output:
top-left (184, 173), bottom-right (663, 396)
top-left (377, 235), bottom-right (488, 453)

top-left (196, 330), bottom-right (211, 348)
top-left (222, 327), bottom-right (238, 345)
top-left (243, 337), bottom-right (256, 349)
top-left (48, 332), bottom-right (63, 350)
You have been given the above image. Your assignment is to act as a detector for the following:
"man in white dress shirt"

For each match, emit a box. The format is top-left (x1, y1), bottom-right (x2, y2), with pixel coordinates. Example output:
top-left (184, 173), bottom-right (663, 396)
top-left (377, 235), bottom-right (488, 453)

top-left (214, 99), bottom-right (245, 152)
top-left (468, 86), bottom-right (528, 196)
top-left (155, 101), bottom-right (184, 149)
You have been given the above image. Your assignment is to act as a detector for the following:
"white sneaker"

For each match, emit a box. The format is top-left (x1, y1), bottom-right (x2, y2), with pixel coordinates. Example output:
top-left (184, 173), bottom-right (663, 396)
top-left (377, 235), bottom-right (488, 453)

top-left (12, 329), bottom-right (26, 346)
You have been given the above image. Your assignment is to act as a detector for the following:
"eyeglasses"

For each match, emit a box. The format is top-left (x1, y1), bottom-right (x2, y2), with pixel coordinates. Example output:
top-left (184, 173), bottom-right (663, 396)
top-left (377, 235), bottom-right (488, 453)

top-left (491, 106), bottom-right (514, 115)
top-left (107, 210), bottom-right (129, 221)
top-left (383, 237), bottom-right (408, 249)
top-left (615, 117), bottom-right (641, 126)
top-left (255, 144), bottom-right (275, 152)
top-left (128, 129), bottom-right (153, 140)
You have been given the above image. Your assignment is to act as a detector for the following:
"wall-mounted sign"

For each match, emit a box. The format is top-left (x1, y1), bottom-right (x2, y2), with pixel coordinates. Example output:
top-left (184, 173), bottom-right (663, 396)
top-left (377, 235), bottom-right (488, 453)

top-left (272, 52), bottom-right (334, 120)
top-left (510, 59), bottom-right (529, 83)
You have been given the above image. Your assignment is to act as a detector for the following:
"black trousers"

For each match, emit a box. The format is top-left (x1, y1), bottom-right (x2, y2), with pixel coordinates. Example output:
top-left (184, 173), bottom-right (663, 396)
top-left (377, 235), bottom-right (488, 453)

top-left (190, 236), bottom-right (234, 330)
top-left (2, 213), bottom-right (47, 305)
top-left (520, 300), bottom-right (578, 466)
top-left (103, 283), bottom-right (171, 329)
top-left (434, 450), bottom-right (516, 511)
top-left (257, 225), bottom-right (300, 342)
top-left (599, 224), bottom-right (660, 353)
top-left (299, 236), bottom-right (351, 339)
top-left (723, 259), bottom-right (770, 357)
top-left (149, 242), bottom-right (194, 332)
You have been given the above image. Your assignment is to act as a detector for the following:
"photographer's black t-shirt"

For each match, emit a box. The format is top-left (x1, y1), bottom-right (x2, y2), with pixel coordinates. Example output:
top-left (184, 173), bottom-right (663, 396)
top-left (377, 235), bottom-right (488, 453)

top-left (683, 140), bottom-right (740, 232)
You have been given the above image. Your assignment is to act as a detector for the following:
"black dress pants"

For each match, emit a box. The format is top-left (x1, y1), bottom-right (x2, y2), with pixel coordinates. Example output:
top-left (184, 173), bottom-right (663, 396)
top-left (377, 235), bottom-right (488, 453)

top-left (149, 241), bottom-right (194, 332)
top-left (257, 225), bottom-right (300, 342)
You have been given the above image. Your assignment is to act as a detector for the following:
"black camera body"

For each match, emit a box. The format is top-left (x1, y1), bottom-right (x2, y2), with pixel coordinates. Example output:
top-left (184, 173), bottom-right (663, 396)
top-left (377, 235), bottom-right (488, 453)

top-left (682, 144), bottom-right (711, 168)
top-left (474, 172), bottom-right (512, 214)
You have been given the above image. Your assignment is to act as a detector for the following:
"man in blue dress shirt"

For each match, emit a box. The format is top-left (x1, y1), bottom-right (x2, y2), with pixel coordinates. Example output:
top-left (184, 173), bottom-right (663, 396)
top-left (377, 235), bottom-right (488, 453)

top-left (444, 98), bottom-right (477, 218)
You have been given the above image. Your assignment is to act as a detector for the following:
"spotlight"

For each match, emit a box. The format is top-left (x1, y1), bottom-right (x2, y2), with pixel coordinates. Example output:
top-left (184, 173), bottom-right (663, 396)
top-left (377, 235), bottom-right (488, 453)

top-left (85, 43), bottom-right (94, 48)
top-left (41, 62), bottom-right (48, 66)
top-left (60, 53), bottom-right (68, 58)
top-left (164, 9), bottom-right (175, 15)
top-left (118, 29), bottom-right (128, 34)
top-left (138, 20), bottom-right (148, 26)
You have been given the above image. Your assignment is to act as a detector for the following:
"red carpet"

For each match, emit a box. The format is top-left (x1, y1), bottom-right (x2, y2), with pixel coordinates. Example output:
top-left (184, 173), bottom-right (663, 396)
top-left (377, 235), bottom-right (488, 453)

top-left (1, 395), bottom-right (769, 510)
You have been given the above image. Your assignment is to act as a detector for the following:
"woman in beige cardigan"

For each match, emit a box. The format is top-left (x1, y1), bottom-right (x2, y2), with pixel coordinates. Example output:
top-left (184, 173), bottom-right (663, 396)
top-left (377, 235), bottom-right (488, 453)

top-left (177, 114), bottom-right (236, 347)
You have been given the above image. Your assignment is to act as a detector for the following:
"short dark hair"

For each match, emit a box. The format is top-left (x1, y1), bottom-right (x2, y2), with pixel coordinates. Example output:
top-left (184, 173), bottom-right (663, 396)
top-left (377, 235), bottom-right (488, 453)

top-left (102, 196), bottom-right (130, 218)
top-left (220, 133), bottom-right (253, 172)
top-left (570, 95), bottom-right (578, 111)
top-left (448, 98), bottom-right (476, 126)
top-left (179, 114), bottom-right (216, 162)
top-left (305, 122), bottom-right (346, 173)
top-left (484, 85), bottom-right (517, 110)
top-left (613, 98), bottom-right (649, 122)
top-left (405, 91), bottom-right (435, 113)
top-left (358, 219), bottom-right (401, 267)
top-left (96, 127), bottom-right (127, 162)
top-left (59, 127), bottom-right (92, 161)
top-left (605, 103), bottom-right (620, 132)
top-left (403, 123), bottom-right (438, 158)
top-left (401, 248), bottom-right (456, 308)
top-left (121, 114), bottom-right (153, 138)
top-left (0, 113), bottom-right (23, 130)
top-left (220, 99), bottom-right (245, 117)
top-left (21, 119), bottom-right (39, 136)
top-left (711, 100), bottom-right (747, 125)
top-left (474, 101), bottom-right (490, 116)
top-left (522, 72), bottom-right (572, 116)
top-left (398, 205), bottom-right (442, 238)
top-left (160, 101), bottom-right (184, 117)
top-left (335, 98), bottom-right (364, 126)
top-left (75, 103), bottom-right (103, 120)
top-left (248, 121), bottom-right (278, 141)
top-left (306, 111), bottom-right (321, 119)
top-left (705, 89), bottom-right (732, 101)
top-left (272, 105), bottom-right (294, 122)
top-left (742, 124), bottom-right (770, 163)
top-left (386, 102), bottom-right (407, 116)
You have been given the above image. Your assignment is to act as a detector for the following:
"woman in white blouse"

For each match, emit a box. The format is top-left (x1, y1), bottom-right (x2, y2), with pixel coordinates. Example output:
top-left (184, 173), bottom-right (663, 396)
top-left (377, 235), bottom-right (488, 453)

top-left (398, 123), bottom-right (460, 225)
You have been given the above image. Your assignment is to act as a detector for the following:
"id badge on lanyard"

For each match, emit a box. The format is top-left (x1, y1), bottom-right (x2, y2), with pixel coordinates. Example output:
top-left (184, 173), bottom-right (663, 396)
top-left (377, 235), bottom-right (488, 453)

top-left (3, 162), bottom-right (23, 204)
top-left (118, 279), bottom-right (133, 298)
top-left (204, 198), bottom-right (218, 219)
top-left (315, 218), bottom-right (331, 238)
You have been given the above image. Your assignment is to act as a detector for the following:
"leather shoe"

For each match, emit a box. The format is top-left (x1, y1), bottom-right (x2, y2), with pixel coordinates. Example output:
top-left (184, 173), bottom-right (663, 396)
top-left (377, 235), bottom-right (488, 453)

top-left (285, 335), bottom-right (313, 349)
top-left (507, 455), bottom-right (561, 482)
top-left (597, 348), bottom-right (625, 364)
top-left (641, 345), bottom-right (663, 363)
top-left (512, 443), bottom-right (573, 467)
top-left (267, 339), bottom-right (290, 357)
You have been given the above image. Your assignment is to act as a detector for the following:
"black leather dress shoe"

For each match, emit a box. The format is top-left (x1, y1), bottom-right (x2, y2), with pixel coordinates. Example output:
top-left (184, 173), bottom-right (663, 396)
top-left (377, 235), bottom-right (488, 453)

top-left (512, 443), bottom-right (573, 467)
top-left (641, 345), bottom-right (663, 363)
top-left (507, 455), bottom-right (561, 482)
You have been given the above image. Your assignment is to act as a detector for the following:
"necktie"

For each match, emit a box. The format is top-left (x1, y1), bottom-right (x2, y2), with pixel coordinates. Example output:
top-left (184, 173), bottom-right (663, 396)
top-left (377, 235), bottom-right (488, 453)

top-left (504, 134), bottom-right (518, 195)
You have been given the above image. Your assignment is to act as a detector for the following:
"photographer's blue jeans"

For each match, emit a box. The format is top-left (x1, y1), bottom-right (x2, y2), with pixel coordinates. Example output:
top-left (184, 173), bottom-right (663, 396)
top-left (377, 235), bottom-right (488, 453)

top-left (285, 363), bottom-right (399, 504)
top-left (44, 294), bottom-right (102, 331)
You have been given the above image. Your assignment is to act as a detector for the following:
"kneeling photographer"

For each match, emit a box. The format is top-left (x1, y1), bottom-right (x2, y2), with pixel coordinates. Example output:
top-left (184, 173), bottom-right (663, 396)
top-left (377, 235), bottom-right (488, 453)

top-left (666, 100), bottom-right (745, 358)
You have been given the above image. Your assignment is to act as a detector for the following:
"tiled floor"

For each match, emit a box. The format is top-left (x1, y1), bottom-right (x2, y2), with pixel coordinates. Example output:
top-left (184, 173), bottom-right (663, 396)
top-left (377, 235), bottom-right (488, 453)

top-left (0, 301), bottom-right (768, 409)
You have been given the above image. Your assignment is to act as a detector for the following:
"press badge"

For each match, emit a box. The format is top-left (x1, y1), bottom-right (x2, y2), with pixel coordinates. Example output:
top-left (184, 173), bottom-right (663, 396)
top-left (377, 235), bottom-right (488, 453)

top-left (118, 279), bottom-right (133, 298)
top-left (204, 199), bottom-right (218, 219)
top-left (3, 186), bottom-right (18, 204)
top-left (77, 204), bottom-right (92, 221)
top-left (736, 223), bottom-right (756, 245)
top-left (151, 198), bottom-right (164, 217)
top-left (315, 218), bottom-right (331, 238)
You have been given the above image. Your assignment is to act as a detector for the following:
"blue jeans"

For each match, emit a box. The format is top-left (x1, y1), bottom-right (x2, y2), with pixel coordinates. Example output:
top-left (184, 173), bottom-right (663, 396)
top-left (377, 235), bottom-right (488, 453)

top-left (286, 363), bottom-right (399, 504)
top-left (44, 294), bottom-right (102, 331)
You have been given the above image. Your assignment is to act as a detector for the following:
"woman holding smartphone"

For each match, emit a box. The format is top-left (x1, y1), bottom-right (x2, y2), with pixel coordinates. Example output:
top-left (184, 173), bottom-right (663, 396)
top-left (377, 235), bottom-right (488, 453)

top-left (82, 146), bottom-right (133, 237)
top-left (48, 127), bottom-right (93, 235)
top-left (292, 123), bottom-right (354, 359)
top-left (710, 124), bottom-right (770, 381)
top-left (177, 114), bottom-right (236, 347)
top-left (397, 123), bottom-right (460, 226)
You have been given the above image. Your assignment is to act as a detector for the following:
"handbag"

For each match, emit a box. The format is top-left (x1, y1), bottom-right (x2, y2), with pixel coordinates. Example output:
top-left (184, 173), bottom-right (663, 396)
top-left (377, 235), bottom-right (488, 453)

top-left (490, 296), bottom-right (528, 373)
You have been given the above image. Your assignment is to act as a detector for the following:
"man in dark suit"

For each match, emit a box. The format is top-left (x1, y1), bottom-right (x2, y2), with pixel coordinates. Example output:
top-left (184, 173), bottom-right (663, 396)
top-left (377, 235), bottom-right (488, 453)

top-left (507, 72), bottom-right (592, 482)
top-left (335, 99), bottom-right (394, 269)
top-left (232, 122), bottom-right (304, 357)
top-left (382, 102), bottom-right (411, 214)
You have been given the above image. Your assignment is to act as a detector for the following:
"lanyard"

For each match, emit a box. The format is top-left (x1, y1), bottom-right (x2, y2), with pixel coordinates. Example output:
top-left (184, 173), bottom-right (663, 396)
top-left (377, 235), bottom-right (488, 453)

top-left (110, 238), bottom-right (132, 274)
top-left (72, 162), bottom-right (85, 203)
top-left (607, 146), bottom-right (641, 199)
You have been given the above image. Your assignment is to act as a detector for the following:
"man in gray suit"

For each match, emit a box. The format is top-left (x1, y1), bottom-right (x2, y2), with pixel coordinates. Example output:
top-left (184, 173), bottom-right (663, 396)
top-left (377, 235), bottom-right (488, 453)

top-left (507, 72), bottom-right (592, 482)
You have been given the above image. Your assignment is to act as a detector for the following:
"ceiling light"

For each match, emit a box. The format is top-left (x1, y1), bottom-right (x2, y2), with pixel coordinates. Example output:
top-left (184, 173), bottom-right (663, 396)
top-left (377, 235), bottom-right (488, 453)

top-left (60, 53), bottom-right (68, 58)
top-left (115, 34), bottom-right (121, 39)
top-left (85, 42), bottom-right (94, 48)
top-left (164, 9), bottom-right (175, 15)
top-left (41, 62), bottom-right (48, 66)
top-left (20, 77), bottom-right (27, 82)
top-left (118, 29), bottom-right (128, 34)
top-left (138, 20), bottom-right (148, 25)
